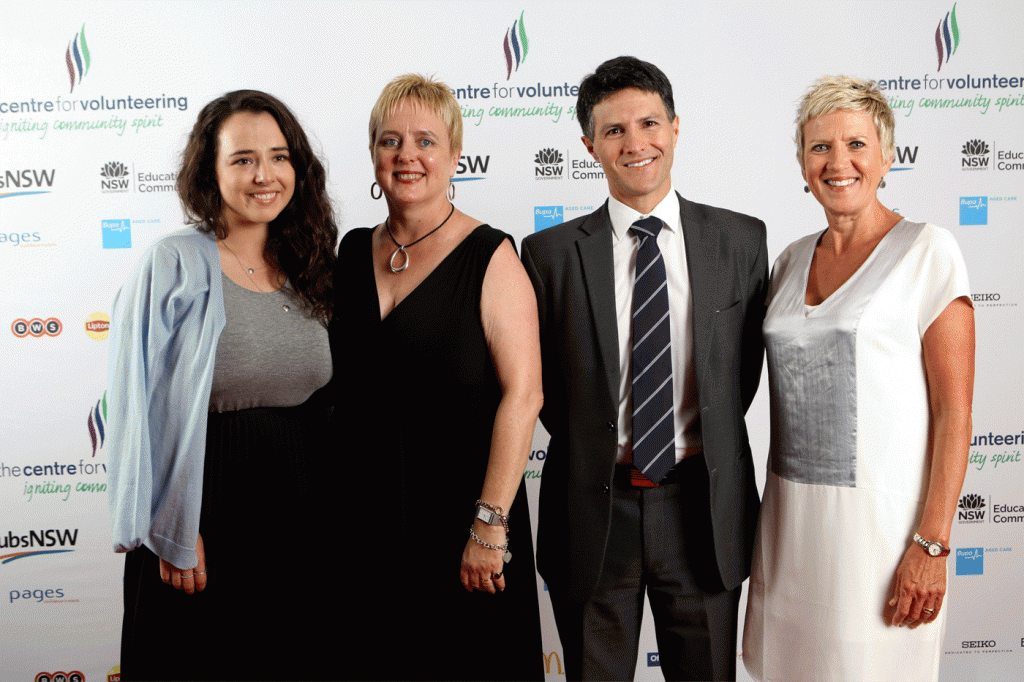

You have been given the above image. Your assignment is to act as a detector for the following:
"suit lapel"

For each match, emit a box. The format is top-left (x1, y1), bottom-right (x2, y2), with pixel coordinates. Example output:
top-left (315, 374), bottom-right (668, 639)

top-left (576, 202), bottom-right (620, 405)
top-left (679, 193), bottom-right (716, 379)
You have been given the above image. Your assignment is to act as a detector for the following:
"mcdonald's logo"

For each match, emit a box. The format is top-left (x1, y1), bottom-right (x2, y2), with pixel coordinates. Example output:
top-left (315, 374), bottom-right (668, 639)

top-left (543, 651), bottom-right (564, 675)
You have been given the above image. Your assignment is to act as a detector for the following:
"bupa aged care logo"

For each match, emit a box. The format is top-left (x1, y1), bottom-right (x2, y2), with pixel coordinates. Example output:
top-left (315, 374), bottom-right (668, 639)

top-left (534, 148), bottom-right (564, 180)
top-left (957, 493), bottom-right (986, 523)
top-left (962, 139), bottom-right (990, 170)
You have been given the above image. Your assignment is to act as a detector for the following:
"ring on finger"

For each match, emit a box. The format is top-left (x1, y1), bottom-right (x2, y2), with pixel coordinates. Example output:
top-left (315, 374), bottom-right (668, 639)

top-left (922, 608), bottom-right (935, 614)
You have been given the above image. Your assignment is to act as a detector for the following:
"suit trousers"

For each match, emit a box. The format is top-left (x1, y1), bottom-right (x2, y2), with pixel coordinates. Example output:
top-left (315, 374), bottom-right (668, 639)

top-left (552, 454), bottom-right (741, 681)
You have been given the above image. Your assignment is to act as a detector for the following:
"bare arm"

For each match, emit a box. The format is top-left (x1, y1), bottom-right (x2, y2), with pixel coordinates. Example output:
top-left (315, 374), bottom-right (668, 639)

top-left (888, 296), bottom-right (974, 627)
top-left (460, 239), bottom-right (544, 593)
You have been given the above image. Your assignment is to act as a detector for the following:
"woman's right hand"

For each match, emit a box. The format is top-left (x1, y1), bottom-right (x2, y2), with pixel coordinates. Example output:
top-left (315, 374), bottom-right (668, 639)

top-left (159, 532), bottom-right (207, 595)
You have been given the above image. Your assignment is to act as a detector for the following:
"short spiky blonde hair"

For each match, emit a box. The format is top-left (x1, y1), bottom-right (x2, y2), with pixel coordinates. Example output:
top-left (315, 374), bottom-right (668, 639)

top-left (795, 75), bottom-right (895, 171)
top-left (368, 74), bottom-right (463, 157)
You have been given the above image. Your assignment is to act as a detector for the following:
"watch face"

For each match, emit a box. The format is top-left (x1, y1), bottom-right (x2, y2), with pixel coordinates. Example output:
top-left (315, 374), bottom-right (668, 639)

top-left (928, 543), bottom-right (942, 556)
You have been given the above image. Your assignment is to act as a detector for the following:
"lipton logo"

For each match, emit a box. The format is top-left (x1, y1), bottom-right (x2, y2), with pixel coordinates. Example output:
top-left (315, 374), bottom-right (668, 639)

top-left (503, 11), bottom-right (529, 81)
top-left (934, 3), bottom-right (960, 72)
top-left (65, 24), bottom-right (91, 93)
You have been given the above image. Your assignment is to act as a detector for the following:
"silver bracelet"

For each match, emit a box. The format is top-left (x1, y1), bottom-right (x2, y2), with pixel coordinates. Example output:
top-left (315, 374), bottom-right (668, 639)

top-left (469, 527), bottom-right (512, 563)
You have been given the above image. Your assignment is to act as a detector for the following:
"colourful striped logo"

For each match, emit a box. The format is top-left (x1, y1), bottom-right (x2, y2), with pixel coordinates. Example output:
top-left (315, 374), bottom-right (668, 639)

top-left (65, 24), bottom-right (91, 93)
top-left (503, 12), bottom-right (529, 81)
top-left (935, 3), bottom-right (960, 72)
top-left (88, 392), bottom-right (107, 458)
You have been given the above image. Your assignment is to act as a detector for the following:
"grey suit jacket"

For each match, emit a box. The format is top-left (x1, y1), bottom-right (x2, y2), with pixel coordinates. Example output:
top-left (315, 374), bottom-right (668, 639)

top-left (520, 193), bottom-right (768, 604)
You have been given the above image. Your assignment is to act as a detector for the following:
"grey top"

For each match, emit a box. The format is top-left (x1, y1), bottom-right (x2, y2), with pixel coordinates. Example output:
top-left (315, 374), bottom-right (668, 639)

top-left (210, 274), bottom-right (332, 412)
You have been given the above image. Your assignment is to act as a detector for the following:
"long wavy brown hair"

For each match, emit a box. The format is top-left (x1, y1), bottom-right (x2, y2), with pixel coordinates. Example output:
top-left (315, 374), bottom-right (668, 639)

top-left (177, 90), bottom-right (337, 323)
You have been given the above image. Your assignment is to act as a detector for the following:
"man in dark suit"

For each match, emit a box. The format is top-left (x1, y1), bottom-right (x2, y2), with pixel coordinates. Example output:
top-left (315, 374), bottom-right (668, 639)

top-left (520, 56), bottom-right (767, 681)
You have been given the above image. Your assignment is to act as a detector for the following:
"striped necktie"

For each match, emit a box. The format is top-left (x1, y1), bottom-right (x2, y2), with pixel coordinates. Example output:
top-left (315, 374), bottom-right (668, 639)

top-left (629, 216), bottom-right (675, 485)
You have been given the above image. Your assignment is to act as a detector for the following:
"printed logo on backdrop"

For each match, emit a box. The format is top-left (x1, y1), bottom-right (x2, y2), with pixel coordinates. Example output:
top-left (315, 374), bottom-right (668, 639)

top-left (535, 148), bottom-right (564, 180)
top-left (542, 652), bottom-right (563, 676)
top-left (88, 392), bottom-right (107, 457)
top-left (66, 24), bottom-right (92, 92)
top-left (876, 4), bottom-right (1024, 117)
top-left (11, 318), bottom-right (62, 338)
top-left (959, 196), bottom-right (987, 225)
top-left (534, 207), bottom-right (563, 232)
top-left (956, 547), bottom-right (983, 575)
top-left (34, 671), bottom-right (85, 682)
top-left (934, 3), bottom-right (960, 71)
top-left (503, 11), bottom-right (529, 81)
top-left (647, 653), bottom-right (660, 667)
top-left (0, 21), bottom-right (188, 142)
top-left (969, 429), bottom-right (1023, 472)
top-left (455, 12), bottom-right (578, 128)
top-left (85, 313), bottom-right (110, 341)
top-left (102, 219), bottom-right (131, 248)
top-left (961, 139), bottom-right (990, 170)
top-left (957, 493), bottom-right (986, 523)
top-left (890, 146), bottom-right (919, 172)
top-left (971, 292), bottom-right (1017, 309)
top-left (0, 529), bottom-right (79, 563)
top-left (9, 586), bottom-right (78, 606)
top-left (453, 154), bottom-right (490, 183)
top-left (0, 168), bottom-right (56, 198)
top-left (108, 667), bottom-right (121, 682)
top-left (100, 161), bottom-right (130, 192)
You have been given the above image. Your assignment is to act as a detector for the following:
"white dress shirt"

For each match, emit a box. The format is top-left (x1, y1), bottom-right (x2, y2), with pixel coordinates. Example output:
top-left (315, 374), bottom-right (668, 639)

top-left (608, 190), bottom-right (702, 463)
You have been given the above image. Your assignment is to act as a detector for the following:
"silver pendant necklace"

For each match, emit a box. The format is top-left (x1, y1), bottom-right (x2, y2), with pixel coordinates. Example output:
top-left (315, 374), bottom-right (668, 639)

top-left (384, 203), bottom-right (455, 274)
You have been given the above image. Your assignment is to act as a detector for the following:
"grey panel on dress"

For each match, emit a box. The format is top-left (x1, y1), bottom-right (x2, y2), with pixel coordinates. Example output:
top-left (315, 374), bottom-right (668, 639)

top-left (764, 221), bottom-right (924, 488)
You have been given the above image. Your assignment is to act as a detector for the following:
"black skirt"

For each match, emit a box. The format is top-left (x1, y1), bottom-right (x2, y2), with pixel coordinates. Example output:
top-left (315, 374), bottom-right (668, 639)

top-left (120, 399), bottom-right (333, 681)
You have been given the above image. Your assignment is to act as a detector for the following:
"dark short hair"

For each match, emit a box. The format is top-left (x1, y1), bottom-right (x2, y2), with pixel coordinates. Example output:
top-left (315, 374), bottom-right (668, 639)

top-left (176, 90), bottom-right (337, 322)
top-left (576, 56), bottom-right (676, 139)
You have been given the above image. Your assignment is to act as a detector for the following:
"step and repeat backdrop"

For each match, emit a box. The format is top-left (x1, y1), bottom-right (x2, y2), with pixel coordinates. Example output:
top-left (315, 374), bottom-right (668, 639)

top-left (1, 1), bottom-right (1021, 680)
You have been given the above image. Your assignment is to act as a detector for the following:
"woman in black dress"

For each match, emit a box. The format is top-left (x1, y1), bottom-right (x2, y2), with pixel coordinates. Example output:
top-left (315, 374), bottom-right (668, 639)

top-left (331, 74), bottom-right (544, 680)
top-left (108, 90), bottom-right (337, 680)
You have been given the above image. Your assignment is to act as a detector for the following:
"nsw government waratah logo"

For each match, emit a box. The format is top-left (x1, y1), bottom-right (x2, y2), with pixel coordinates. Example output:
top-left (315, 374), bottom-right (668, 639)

top-left (957, 493), bottom-right (986, 523)
top-left (934, 3), bottom-right (960, 72)
top-left (535, 148), bottom-right (563, 180)
top-left (65, 24), bottom-right (92, 93)
top-left (961, 139), bottom-right (990, 170)
top-left (100, 161), bottom-right (130, 192)
top-left (503, 11), bottom-right (530, 81)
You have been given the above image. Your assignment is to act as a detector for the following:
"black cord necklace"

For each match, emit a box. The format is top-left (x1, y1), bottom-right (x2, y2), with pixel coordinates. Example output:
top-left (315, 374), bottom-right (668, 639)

top-left (384, 202), bottom-right (455, 273)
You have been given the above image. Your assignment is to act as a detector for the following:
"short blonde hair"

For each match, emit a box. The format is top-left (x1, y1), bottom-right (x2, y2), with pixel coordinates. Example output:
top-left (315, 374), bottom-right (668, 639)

top-left (795, 75), bottom-right (895, 171)
top-left (368, 74), bottom-right (463, 157)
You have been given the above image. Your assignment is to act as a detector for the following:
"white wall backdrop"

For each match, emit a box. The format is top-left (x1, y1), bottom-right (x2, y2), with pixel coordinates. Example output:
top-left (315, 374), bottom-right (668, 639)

top-left (1, 1), bottom-right (1021, 680)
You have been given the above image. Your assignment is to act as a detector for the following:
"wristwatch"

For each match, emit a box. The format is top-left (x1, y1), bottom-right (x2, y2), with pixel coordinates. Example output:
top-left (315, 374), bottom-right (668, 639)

top-left (913, 533), bottom-right (951, 557)
top-left (475, 506), bottom-right (503, 526)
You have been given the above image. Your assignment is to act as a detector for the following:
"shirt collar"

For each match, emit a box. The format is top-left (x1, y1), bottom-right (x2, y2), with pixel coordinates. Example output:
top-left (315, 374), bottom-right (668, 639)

top-left (608, 189), bottom-right (680, 241)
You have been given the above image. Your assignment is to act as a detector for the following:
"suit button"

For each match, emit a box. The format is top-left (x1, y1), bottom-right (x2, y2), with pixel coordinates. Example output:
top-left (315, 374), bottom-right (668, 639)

top-left (606, 421), bottom-right (615, 431)
top-left (602, 484), bottom-right (610, 493)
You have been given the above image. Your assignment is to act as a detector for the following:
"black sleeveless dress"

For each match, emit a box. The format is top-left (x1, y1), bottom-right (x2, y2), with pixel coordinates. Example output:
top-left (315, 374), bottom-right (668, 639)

top-left (330, 225), bottom-right (544, 681)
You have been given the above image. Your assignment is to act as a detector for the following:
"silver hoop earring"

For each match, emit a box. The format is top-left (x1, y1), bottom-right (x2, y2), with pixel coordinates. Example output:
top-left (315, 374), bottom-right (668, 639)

top-left (371, 182), bottom-right (382, 200)
top-left (804, 185), bottom-right (810, 193)
top-left (448, 182), bottom-right (456, 201)
top-left (879, 178), bottom-right (887, 189)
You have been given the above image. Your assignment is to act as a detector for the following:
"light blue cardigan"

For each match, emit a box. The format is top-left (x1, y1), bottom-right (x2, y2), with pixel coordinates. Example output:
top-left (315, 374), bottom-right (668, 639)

top-left (107, 228), bottom-right (225, 570)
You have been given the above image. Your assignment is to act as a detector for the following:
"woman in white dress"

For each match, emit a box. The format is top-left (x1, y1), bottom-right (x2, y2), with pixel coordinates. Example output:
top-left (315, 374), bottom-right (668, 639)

top-left (743, 76), bottom-right (975, 682)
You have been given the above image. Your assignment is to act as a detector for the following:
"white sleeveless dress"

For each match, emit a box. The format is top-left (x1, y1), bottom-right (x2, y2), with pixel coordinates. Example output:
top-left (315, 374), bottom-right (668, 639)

top-left (743, 220), bottom-right (971, 682)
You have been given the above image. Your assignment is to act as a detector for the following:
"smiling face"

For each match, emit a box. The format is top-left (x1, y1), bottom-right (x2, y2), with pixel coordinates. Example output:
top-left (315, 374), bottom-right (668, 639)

top-left (215, 111), bottom-right (295, 233)
top-left (583, 88), bottom-right (679, 214)
top-left (373, 97), bottom-right (459, 210)
top-left (801, 109), bottom-right (892, 222)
